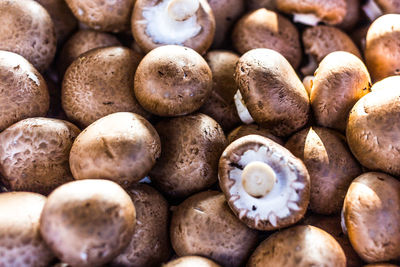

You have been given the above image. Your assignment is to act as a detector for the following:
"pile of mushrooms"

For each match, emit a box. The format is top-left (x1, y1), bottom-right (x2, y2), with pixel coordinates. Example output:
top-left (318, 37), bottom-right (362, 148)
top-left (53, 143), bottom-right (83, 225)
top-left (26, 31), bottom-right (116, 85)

top-left (1, 0), bottom-right (400, 266)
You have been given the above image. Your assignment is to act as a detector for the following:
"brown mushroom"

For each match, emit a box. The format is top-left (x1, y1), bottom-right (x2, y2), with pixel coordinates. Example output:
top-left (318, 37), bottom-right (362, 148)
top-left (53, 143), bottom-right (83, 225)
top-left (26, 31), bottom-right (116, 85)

top-left (227, 124), bottom-right (283, 145)
top-left (163, 256), bottom-right (221, 267)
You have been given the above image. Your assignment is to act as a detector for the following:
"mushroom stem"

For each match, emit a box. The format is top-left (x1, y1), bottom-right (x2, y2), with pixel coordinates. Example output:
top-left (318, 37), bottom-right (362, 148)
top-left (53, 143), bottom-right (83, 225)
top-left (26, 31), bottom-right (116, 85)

top-left (234, 90), bottom-right (254, 124)
top-left (362, 0), bottom-right (382, 21)
top-left (242, 161), bottom-right (276, 198)
top-left (293, 13), bottom-right (320, 26)
top-left (167, 0), bottom-right (200, 21)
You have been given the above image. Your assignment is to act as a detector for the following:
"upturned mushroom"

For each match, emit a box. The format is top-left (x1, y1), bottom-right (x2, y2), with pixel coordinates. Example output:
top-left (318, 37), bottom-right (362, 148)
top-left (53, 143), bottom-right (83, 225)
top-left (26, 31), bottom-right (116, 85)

top-left (163, 256), bottom-right (221, 267)
top-left (227, 124), bottom-right (283, 145)
top-left (219, 135), bottom-right (310, 231)
top-left (363, 0), bottom-right (400, 21)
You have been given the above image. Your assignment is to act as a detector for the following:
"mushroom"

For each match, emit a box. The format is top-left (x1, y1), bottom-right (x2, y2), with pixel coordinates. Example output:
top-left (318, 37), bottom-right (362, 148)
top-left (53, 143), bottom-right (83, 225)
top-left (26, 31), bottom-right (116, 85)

top-left (69, 112), bottom-right (161, 187)
top-left (232, 8), bottom-right (302, 69)
top-left (365, 14), bottom-right (400, 82)
top-left (110, 184), bottom-right (170, 267)
top-left (219, 135), bottom-right (310, 231)
top-left (163, 256), bottom-right (221, 267)
top-left (310, 51), bottom-right (371, 132)
top-left (170, 191), bottom-right (258, 267)
top-left (234, 49), bottom-right (310, 137)
top-left (0, 117), bottom-right (80, 195)
top-left (0, 192), bottom-right (54, 266)
top-left (362, 0), bottom-right (400, 21)
top-left (247, 225), bottom-right (346, 266)
top-left (62, 46), bottom-right (149, 128)
top-left (132, 0), bottom-right (215, 54)
top-left (134, 45), bottom-right (212, 117)
top-left (40, 179), bottom-right (136, 267)
top-left (0, 50), bottom-right (50, 131)
top-left (150, 113), bottom-right (226, 198)
top-left (346, 76), bottom-right (400, 176)
top-left (0, 0), bottom-right (56, 72)
top-left (246, 0), bottom-right (276, 11)
top-left (342, 172), bottom-right (400, 263)
top-left (285, 127), bottom-right (362, 215)
top-left (227, 124), bottom-right (283, 145)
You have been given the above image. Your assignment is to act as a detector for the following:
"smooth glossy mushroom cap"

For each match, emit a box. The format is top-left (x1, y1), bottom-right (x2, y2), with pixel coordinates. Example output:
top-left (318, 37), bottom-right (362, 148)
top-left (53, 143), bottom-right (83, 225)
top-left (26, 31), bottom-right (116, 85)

top-left (163, 256), bottom-right (221, 267)
top-left (342, 172), bottom-right (400, 263)
top-left (170, 191), bottom-right (258, 267)
top-left (247, 225), bottom-right (346, 266)
top-left (227, 124), bottom-right (283, 145)
top-left (232, 8), bottom-right (302, 69)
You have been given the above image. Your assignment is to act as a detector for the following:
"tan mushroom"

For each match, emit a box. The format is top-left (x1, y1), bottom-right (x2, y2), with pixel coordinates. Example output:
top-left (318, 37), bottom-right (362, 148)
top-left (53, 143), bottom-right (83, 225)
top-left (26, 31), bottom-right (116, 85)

top-left (227, 124), bottom-right (283, 145)
top-left (163, 256), bottom-right (221, 267)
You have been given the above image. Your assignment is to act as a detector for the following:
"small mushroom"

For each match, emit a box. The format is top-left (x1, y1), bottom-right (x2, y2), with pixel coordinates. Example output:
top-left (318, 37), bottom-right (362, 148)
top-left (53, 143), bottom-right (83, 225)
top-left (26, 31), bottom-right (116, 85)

top-left (170, 191), bottom-right (258, 267)
top-left (132, 0), bottom-right (215, 54)
top-left (219, 135), bottom-right (310, 231)
top-left (134, 45), bottom-right (212, 117)
top-left (163, 256), bottom-right (221, 267)
top-left (342, 172), bottom-right (400, 263)
top-left (362, 0), bottom-right (400, 21)
top-left (227, 124), bottom-right (283, 145)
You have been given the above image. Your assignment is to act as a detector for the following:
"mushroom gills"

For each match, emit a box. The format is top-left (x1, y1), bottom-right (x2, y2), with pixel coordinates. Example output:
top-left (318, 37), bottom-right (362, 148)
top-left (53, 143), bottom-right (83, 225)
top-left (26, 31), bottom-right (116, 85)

top-left (362, 0), bottom-right (383, 21)
top-left (234, 90), bottom-right (255, 124)
top-left (293, 13), bottom-right (321, 26)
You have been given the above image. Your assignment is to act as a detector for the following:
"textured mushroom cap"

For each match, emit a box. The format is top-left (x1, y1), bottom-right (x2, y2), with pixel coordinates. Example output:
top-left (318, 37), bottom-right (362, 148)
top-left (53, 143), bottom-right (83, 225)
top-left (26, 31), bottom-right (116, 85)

top-left (311, 51), bottom-right (371, 132)
top-left (57, 30), bottom-right (121, 75)
top-left (227, 124), bottom-right (283, 145)
top-left (365, 14), bottom-right (400, 82)
top-left (65, 0), bottom-right (134, 32)
top-left (69, 112), bottom-right (161, 187)
top-left (40, 179), bottom-right (136, 267)
top-left (0, 0), bottom-right (56, 72)
top-left (132, 0), bottom-right (215, 54)
top-left (235, 49), bottom-right (310, 137)
top-left (163, 256), bottom-right (221, 267)
top-left (277, 0), bottom-right (347, 25)
top-left (0, 51), bottom-right (50, 131)
top-left (247, 225), bottom-right (346, 266)
top-left (0, 117), bottom-right (80, 194)
top-left (170, 191), bottom-right (258, 267)
top-left (0, 192), bottom-right (54, 267)
top-left (374, 0), bottom-right (400, 14)
top-left (346, 76), bottom-right (400, 176)
top-left (342, 172), bottom-right (400, 263)
top-left (62, 46), bottom-right (149, 128)
top-left (232, 9), bottom-right (302, 69)
top-left (219, 135), bottom-right (310, 231)
top-left (286, 127), bottom-right (361, 215)
top-left (134, 45), bottom-right (212, 117)
top-left (150, 113), bottom-right (226, 198)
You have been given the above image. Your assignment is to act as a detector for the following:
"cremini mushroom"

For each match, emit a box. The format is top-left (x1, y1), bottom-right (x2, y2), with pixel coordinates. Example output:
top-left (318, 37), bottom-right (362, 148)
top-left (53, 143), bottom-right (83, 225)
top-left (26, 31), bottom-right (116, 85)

top-left (363, 0), bottom-right (400, 21)
top-left (163, 256), bottom-right (221, 267)
top-left (227, 124), bottom-right (283, 145)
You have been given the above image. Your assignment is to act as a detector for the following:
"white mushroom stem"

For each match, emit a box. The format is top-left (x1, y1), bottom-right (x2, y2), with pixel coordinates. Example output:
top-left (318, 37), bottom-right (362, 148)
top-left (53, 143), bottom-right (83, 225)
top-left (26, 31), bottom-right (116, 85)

top-left (167, 0), bottom-right (199, 21)
top-left (362, 0), bottom-right (383, 21)
top-left (293, 13), bottom-right (320, 26)
top-left (234, 90), bottom-right (255, 124)
top-left (242, 161), bottom-right (276, 198)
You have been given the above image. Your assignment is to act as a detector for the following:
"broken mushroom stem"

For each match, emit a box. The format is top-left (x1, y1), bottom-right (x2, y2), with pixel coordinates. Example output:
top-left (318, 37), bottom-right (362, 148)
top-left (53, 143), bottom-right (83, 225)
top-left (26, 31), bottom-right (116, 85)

top-left (242, 161), bottom-right (277, 198)
top-left (293, 13), bottom-right (320, 26)
top-left (167, 0), bottom-right (200, 21)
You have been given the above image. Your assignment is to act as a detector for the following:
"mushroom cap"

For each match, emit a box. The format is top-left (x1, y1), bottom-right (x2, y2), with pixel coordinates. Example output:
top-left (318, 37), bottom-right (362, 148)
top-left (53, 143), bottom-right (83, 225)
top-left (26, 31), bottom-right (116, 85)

top-left (235, 49), bottom-right (310, 137)
top-left (346, 76), bottom-right (400, 176)
top-left (219, 135), bottom-right (310, 231)
top-left (134, 45), bottom-right (212, 117)
top-left (365, 14), bottom-right (400, 82)
top-left (65, 0), bottom-right (134, 32)
top-left (285, 127), bottom-right (362, 215)
top-left (0, 0), bottom-right (56, 72)
top-left (342, 172), bottom-right (400, 263)
top-left (170, 191), bottom-right (258, 267)
top-left (163, 256), bottom-right (221, 267)
top-left (150, 113), bottom-right (226, 198)
top-left (0, 117), bottom-right (80, 195)
top-left (0, 192), bottom-right (54, 266)
top-left (110, 184), bottom-right (170, 267)
top-left (40, 179), bottom-right (136, 267)
top-left (132, 0), bottom-right (215, 54)
top-left (227, 124), bottom-right (283, 145)
top-left (310, 51), bottom-right (371, 132)
top-left (232, 8), bottom-right (302, 69)
top-left (62, 46), bottom-right (149, 128)
top-left (247, 225), bottom-right (346, 266)
top-left (69, 112), bottom-right (161, 187)
top-left (0, 51), bottom-right (50, 131)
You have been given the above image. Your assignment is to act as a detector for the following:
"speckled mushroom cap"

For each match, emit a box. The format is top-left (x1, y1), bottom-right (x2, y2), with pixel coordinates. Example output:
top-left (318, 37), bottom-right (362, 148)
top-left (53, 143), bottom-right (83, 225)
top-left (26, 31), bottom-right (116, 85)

top-left (163, 256), bottom-right (221, 267)
top-left (346, 76), bottom-right (400, 176)
top-left (365, 14), bottom-right (400, 82)
top-left (132, 0), bottom-right (215, 54)
top-left (227, 124), bottom-right (283, 145)
top-left (301, 26), bottom-right (362, 76)
top-left (232, 8), bottom-right (302, 69)
top-left (235, 49), bottom-right (310, 137)
top-left (0, 117), bottom-right (80, 195)
top-left (170, 191), bottom-right (258, 267)
top-left (0, 51), bottom-right (50, 131)
top-left (219, 135), bottom-right (310, 231)
top-left (311, 51), bottom-right (371, 132)
top-left (65, 0), bottom-right (134, 32)
top-left (69, 112), bottom-right (161, 187)
top-left (342, 172), bottom-right (400, 263)
top-left (134, 45), bottom-right (212, 117)
top-left (40, 179), bottom-right (136, 267)
top-left (0, 0), bottom-right (56, 72)
top-left (62, 46), bottom-right (149, 128)
top-left (110, 184), bottom-right (170, 267)
top-left (0, 192), bottom-right (54, 267)
top-left (150, 113), bottom-right (226, 198)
